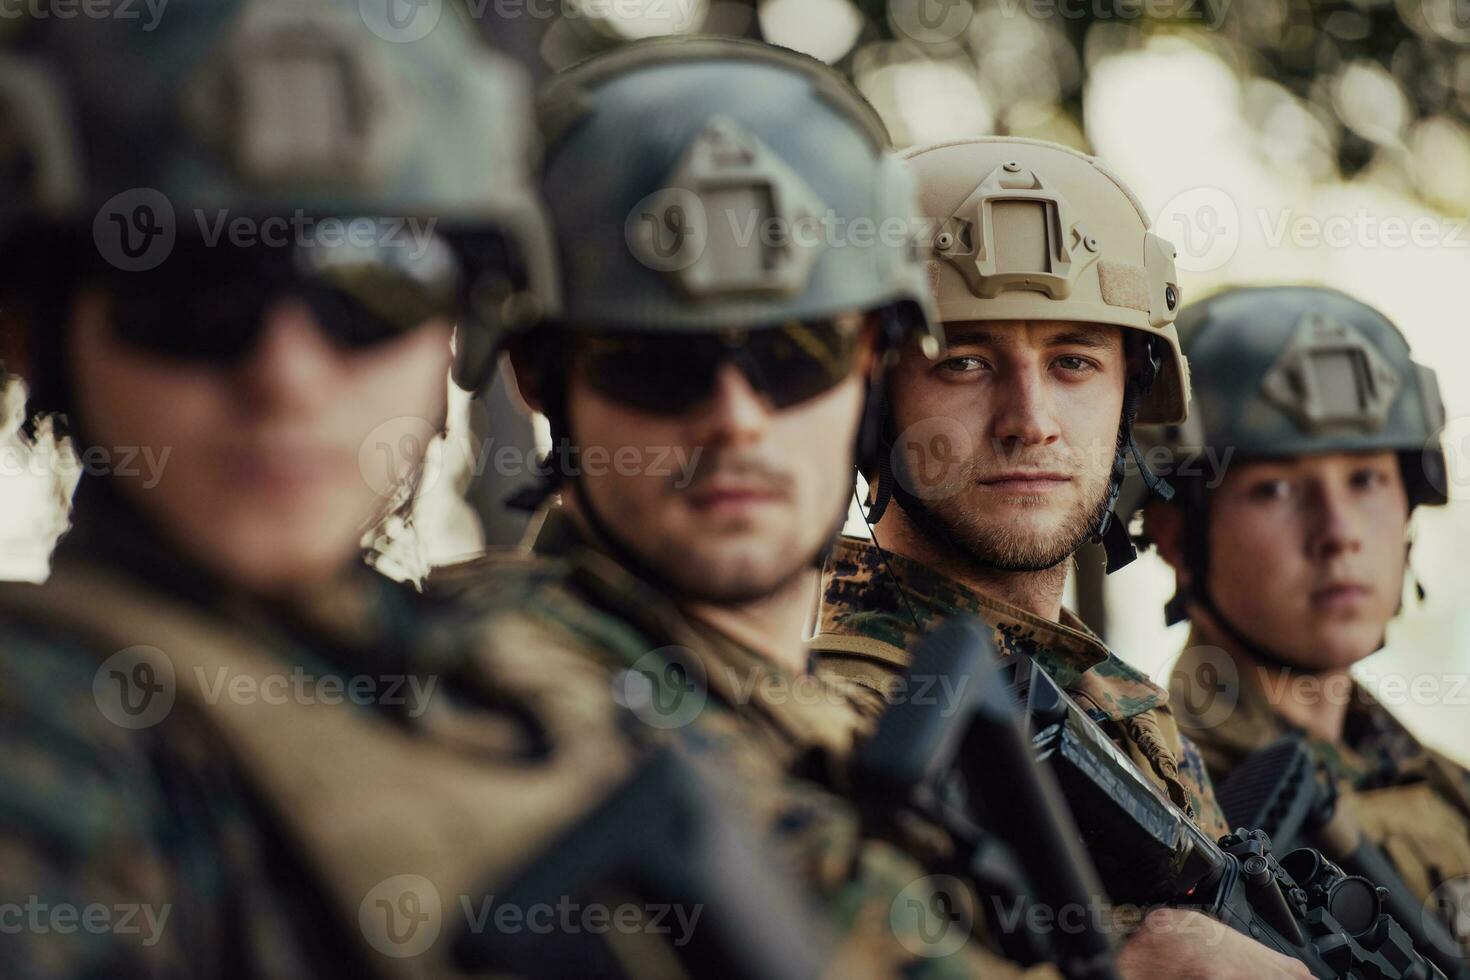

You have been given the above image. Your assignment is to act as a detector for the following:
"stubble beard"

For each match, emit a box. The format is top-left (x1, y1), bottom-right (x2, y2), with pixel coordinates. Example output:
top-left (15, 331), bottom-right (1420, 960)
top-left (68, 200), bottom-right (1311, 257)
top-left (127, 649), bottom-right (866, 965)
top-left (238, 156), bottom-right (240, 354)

top-left (902, 451), bottom-right (1116, 573)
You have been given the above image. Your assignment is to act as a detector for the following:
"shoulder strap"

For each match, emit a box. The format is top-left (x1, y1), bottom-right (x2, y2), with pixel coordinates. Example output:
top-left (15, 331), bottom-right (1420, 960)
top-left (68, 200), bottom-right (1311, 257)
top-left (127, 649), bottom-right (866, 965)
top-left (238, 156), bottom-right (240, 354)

top-left (807, 632), bottom-right (909, 702)
top-left (808, 632), bottom-right (910, 666)
top-left (0, 566), bottom-right (634, 980)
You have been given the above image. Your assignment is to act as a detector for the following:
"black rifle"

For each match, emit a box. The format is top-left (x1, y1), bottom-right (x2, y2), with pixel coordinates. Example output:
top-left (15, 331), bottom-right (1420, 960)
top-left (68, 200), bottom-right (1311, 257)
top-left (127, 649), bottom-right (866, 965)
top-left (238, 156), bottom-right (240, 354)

top-left (451, 747), bottom-right (834, 980)
top-left (851, 616), bottom-right (1121, 980)
top-left (1216, 737), bottom-right (1470, 980)
top-left (1018, 658), bottom-right (1445, 980)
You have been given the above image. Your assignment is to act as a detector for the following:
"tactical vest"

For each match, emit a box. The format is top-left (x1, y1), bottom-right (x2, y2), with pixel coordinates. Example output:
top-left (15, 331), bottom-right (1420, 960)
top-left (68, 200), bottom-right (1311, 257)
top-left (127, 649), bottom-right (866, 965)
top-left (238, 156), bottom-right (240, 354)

top-left (1, 562), bottom-right (641, 980)
top-left (1171, 640), bottom-right (1470, 918)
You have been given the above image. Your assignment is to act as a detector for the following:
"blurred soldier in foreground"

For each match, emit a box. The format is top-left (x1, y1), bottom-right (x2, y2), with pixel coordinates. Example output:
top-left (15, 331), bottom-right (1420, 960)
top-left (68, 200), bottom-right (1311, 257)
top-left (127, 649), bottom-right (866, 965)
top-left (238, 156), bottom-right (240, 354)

top-left (1139, 285), bottom-right (1470, 937)
top-left (431, 36), bottom-right (1016, 975)
top-left (0, 8), bottom-right (847, 979)
top-left (810, 137), bottom-right (1311, 979)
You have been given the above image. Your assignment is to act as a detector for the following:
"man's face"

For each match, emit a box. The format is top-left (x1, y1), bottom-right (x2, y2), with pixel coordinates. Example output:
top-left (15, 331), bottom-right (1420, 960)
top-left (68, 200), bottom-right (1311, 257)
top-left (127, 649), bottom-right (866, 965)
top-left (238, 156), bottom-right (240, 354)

top-left (69, 291), bottom-right (453, 593)
top-left (562, 328), bottom-right (875, 604)
top-left (1204, 451), bottom-right (1409, 670)
top-left (886, 319), bottom-right (1126, 570)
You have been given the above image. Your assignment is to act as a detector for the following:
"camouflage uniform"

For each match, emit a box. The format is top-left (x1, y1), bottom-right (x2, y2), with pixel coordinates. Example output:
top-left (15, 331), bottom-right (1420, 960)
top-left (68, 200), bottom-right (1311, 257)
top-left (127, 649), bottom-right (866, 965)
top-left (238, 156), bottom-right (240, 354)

top-left (1, 489), bottom-right (1013, 979)
top-left (1132, 285), bottom-right (1469, 944)
top-left (814, 535), bottom-right (1230, 841)
top-left (0, 490), bottom-right (643, 979)
top-left (1172, 638), bottom-right (1470, 908)
top-left (432, 508), bottom-right (1043, 978)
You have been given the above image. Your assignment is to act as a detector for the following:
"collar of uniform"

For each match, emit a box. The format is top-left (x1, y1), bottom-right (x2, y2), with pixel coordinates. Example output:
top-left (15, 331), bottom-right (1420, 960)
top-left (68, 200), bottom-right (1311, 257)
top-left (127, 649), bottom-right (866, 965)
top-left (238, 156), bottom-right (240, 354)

top-left (528, 505), bottom-right (870, 760)
top-left (57, 476), bottom-right (441, 681)
top-left (1173, 631), bottom-right (1429, 789)
top-left (819, 536), bottom-right (1166, 718)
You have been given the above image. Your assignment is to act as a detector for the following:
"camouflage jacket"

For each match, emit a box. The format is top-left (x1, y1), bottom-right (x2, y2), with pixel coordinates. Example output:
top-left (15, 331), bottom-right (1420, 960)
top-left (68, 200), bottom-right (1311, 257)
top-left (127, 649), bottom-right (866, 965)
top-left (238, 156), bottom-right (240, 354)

top-left (0, 501), bottom-right (467, 979)
top-left (0, 492), bottom-right (944, 980)
top-left (429, 507), bottom-right (1050, 978)
top-left (1171, 636), bottom-right (1470, 910)
top-left (813, 536), bottom-right (1230, 842)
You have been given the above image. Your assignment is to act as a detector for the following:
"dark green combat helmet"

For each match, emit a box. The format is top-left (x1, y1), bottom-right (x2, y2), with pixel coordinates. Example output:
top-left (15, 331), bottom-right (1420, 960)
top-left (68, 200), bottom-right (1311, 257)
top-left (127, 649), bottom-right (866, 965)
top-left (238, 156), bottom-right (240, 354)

top-left (1142, 284), bottom-right (1447, 508)
top-left (1132, 284), bottom-right (1448, 632)
top-left (500, 37), bottom-right (943, 513)
top-left (0, 0), bottom-right (557, 400)
top-left (522, 36), bottom-right (939, 347)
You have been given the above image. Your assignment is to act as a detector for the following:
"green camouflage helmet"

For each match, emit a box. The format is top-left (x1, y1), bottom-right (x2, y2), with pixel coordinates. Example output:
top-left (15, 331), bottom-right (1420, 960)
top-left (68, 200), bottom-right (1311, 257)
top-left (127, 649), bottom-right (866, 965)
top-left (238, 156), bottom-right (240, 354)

top-left (1136, 284), bottom-right (1448, 509)
top-left (525, 36), bottom-right (940, 348)
top-left (0, 0), bottom-right (557, 393)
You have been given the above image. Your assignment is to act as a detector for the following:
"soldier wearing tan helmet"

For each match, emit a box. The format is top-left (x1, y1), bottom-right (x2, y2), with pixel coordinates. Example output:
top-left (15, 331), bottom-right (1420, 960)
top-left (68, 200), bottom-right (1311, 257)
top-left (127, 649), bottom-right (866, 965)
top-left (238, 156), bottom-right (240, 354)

top-left (811, 137), bottom-right (1313, 979)
top-left (0, 10), bottom-right (878, 980)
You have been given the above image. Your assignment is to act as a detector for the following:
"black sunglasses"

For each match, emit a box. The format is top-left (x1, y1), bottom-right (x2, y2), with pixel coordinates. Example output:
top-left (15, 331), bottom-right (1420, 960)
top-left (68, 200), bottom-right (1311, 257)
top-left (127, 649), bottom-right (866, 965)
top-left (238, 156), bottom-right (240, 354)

top-left (566, 313), bottom-right (874, 416)
top-left (88, 225), bottom-right (496, 364)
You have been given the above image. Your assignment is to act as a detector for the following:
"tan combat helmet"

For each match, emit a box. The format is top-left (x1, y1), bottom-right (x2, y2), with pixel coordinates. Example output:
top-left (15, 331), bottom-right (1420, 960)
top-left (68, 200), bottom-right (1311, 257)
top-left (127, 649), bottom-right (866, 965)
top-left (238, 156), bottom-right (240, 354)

top-left (905, 136), bottom-right (1188, 423)
top-left (883, 137), bottom-right (1191, 570)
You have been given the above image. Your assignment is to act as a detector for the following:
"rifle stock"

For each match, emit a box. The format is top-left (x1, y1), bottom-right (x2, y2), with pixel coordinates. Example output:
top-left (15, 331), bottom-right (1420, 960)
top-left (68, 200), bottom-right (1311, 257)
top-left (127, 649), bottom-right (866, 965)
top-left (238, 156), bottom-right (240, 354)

top-left (1019, 660), bottom-right (1445, 980)
top-left (451, 747), bottom-right (834, 980)
top-left (852, 616), bottom-right (1121, 980)
top-left (1217, 737), bottom-right (1470, 980)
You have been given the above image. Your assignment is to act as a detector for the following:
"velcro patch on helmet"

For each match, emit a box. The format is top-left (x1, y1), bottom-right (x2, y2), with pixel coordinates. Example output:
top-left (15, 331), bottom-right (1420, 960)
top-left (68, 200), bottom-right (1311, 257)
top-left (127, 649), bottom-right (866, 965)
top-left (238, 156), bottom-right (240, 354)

top-left (1097, 260), bottom-right (1150, 314)
top-left (626, 116), bottom-right (828, 300)
top-left (185, 2), bottom-right (407, 188)
top-left (935, 159), bottom-right (1100, 301)
top-left (1260, 312), bottom-right (1404, 434)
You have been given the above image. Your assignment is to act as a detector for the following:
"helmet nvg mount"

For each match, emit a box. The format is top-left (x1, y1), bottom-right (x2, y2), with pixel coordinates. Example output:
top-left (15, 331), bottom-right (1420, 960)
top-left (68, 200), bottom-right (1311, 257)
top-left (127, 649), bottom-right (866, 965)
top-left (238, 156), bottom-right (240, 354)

top-left (881, 136), bottom-right (1191, 571)
top-left (1132, 284), bottom-right (1448, 647)
top-left (524, 36), bottom-right (940, 350)
top-left (501, 36), bottom-right (943, 563)
top-left (1138, 284), bottom-right (1447, 508)
top-left (0, 0), bottom-right (557, 397)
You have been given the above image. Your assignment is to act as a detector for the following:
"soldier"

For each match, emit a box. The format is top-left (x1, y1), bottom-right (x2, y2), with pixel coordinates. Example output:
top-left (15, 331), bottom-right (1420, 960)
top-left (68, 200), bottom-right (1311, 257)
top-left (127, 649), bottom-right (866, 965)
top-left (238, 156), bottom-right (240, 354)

top-left (809, 137), bottom-right (1312, 979)
top-left (430, 36), bottom-right (1027, 976)
top-left (1138, 285), bottom-right (1470, 932)
top-left (0, 8), bottom-right (846, 979)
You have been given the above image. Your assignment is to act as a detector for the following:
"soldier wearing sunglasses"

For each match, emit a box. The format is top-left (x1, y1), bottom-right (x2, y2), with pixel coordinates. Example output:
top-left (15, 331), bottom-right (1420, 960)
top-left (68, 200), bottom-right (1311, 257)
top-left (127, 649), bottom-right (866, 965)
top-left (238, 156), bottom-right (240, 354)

top-left (429, 38), bottom-right (1038, 974)
top-left (0, 10), bottom-right (1018, 978)
top-left (0, 7), bottom-right (895, 979)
